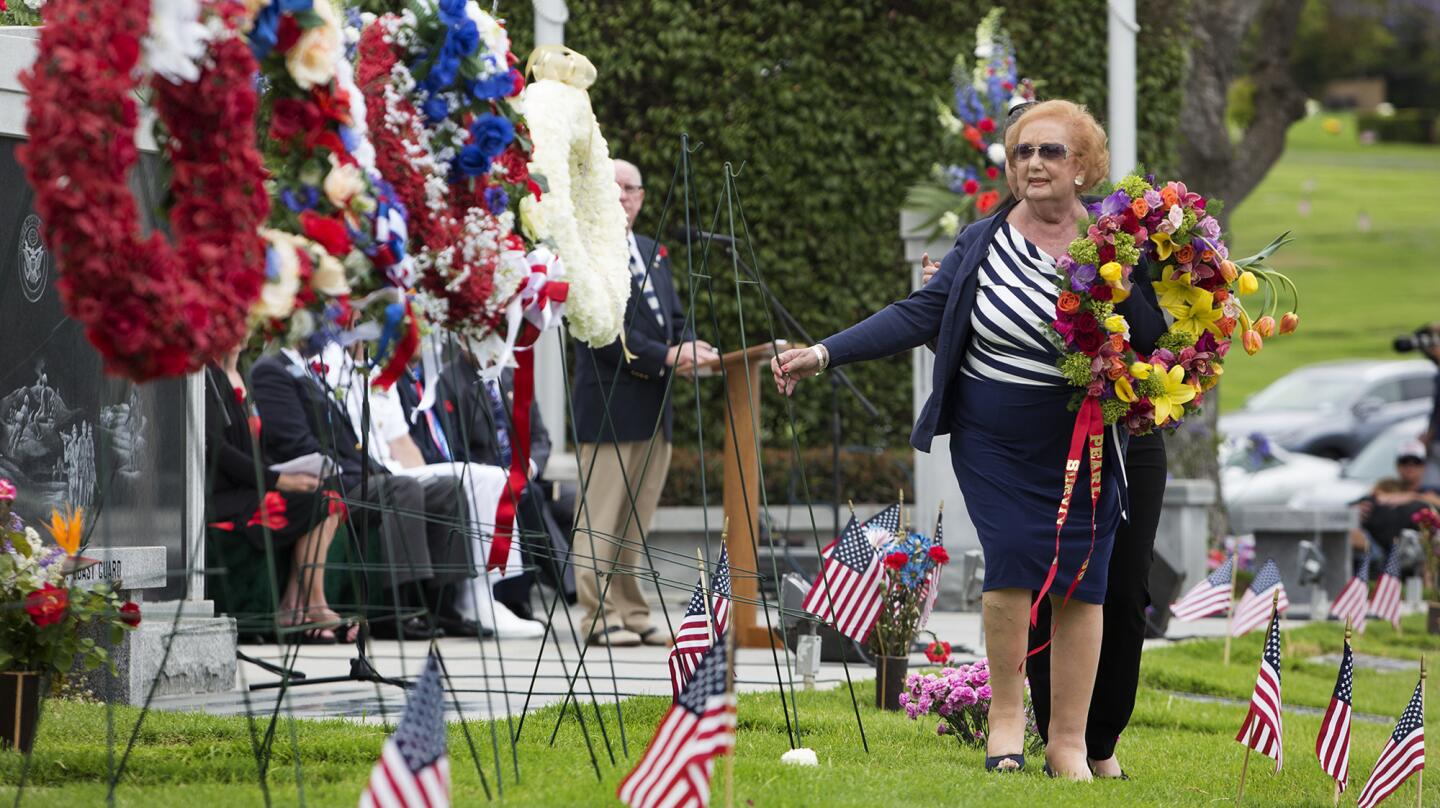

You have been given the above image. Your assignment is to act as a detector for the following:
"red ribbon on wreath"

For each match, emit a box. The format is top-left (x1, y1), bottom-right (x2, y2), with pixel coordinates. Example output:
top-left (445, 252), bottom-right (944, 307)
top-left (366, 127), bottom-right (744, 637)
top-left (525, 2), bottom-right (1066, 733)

top-left (1025, 395), bottom-right (1105, 660)
top-left (487, 345), bottom-right (536, 572)
top-left (18, 0), bottom-right (269, 381)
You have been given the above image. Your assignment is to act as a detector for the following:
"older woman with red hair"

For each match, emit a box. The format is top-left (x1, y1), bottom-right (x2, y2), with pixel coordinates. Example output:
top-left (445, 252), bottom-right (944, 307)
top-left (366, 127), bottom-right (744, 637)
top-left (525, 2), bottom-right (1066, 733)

top-left (774, 100), bottom-right (1166, 780)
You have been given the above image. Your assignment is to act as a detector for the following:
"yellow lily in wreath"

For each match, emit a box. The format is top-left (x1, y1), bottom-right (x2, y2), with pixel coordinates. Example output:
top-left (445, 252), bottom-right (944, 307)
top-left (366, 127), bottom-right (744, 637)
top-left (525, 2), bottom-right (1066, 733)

top-left (46, 505), bottom-right (84, 557)
top-left (1151, 365), bottom-right (1198, 426)
top-left (1151, 231), bottom-right (1175, 261)
top-left (1151, 271), bottom-right (1192, 312)
top-left (1164, 286), bottom-right (1224, 337)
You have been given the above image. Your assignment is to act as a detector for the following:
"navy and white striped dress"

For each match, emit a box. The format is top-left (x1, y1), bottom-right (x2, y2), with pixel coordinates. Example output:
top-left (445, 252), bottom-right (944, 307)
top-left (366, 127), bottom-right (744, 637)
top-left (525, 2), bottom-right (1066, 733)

top-left (949, 221), bottom-right (1119, 605)
top-left (960, 222), bottom-right (1065, 387)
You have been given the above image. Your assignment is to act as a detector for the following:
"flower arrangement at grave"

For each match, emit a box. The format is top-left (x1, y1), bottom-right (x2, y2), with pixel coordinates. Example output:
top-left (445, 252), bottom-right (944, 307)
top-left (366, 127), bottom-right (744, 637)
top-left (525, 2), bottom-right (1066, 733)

top-left (355, 0), bottom-right (554, 365)
top-left (17, 0), bottom-right (271, 381)
top-left (869, 521), bottom-right (950, 659)
top-left (1412, 506), bottom-right (1440, 603)
top-left (0, 480), bottom-right (140, 678)
top-left (1047, 174), bottom-right (1300, 436)
top-left (904, 9), bottom-right (1036, 237)
top-left (243, 0), bottom-right (421, 379)
top-left (900, 658), bottom-right (1045, 754)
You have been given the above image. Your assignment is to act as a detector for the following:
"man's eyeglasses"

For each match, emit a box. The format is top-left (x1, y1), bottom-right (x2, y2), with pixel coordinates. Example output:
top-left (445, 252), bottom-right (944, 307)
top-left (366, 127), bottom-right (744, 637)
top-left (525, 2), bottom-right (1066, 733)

top-left (619, 183), bottom-right (644, 195)
top-left (1011, 142), bottom-right (1070, 163)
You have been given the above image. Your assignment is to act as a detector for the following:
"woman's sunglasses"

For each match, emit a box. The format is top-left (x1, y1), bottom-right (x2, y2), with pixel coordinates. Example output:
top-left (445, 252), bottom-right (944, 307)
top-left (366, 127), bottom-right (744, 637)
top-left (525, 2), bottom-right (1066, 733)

top-left (1011, 142), bottom-right (1070, 162)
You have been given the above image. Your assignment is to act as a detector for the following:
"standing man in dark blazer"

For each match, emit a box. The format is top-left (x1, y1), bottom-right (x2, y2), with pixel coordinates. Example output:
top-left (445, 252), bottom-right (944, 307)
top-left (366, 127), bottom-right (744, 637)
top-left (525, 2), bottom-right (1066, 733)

top-left (570, 159), bottom-right (718, 647)
top-left (249, 347), bottom-right (468, 639)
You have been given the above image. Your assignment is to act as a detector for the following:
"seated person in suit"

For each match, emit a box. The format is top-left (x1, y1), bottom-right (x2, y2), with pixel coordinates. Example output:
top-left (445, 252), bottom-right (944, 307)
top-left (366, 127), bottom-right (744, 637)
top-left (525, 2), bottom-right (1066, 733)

top-left (323, 344), bottom-right (543, 639)
top-left (205, 346), bottom-right (346, 644)
top-left (249, 343), bottom-right (468, 640)
top-left (432, 346), bottom-right (574, 620)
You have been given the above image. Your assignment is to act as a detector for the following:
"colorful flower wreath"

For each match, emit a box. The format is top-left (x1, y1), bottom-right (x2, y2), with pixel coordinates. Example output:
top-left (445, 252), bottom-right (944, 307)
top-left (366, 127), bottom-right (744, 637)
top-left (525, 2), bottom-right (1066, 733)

top-left (1049, 174), bottom-right (1299, 436)
top-left (355, 2), bottom-right (536, 346)
top-left (19, 0), bottom-right (269, 381)
top-left (245, 0), bottom-right (415, 366)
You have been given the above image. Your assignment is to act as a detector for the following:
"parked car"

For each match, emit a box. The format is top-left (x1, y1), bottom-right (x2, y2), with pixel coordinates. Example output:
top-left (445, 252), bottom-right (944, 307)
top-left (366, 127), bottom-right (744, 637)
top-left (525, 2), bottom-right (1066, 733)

top-left (1218, 359), bottom-right (1436, 459)
top-left (1287, 415), bottom-right (1431, 510)
top-left (1220, 433), bottom-right (1342, 508)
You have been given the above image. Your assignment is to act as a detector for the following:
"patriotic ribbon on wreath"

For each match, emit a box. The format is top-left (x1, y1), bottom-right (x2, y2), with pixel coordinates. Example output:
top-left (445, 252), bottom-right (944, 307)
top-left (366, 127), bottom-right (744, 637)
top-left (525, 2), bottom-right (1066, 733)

top-left (486, 249), bottom-right (568, 572)
top-left (1027, 395), bottom-right (1105, 659)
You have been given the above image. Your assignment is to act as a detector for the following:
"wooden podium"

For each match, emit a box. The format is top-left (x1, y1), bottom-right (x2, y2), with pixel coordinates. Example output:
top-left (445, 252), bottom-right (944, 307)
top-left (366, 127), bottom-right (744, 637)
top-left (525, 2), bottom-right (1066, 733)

top-left (693, 341), bottom-right (794, 648)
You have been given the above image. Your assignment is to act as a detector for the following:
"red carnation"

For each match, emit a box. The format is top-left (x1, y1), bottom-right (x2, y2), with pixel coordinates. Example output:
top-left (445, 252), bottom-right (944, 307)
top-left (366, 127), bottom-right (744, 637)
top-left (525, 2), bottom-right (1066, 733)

top-left (24, 584), bottom-right (68, 628)
top-left (884, 551), bottom-right (910, 571)
top-left (928, 546), bottom-right (950, 565)
top-left (962, 178), bottom-right (980, 195)
top-left (924, 640), bottom-right (951, 664)
top-left (270, 98), bottom-right (321, 143)
top-left (248, 491), bottom-right (290, 531)
top-left (658, 245), bottom-right (669, 259)
top-left (119, 601), bottom-right (142, 628)
top-left (977, 117), bottom-right (996, 134)
top-left (300, 212), bottom-right (352, 257)
top-left (986, 166), bottom-right (999, 180)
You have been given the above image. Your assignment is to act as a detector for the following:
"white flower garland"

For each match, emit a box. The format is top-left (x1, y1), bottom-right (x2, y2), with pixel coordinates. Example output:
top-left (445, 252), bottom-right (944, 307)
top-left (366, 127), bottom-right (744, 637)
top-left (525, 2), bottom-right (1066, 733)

top-left (520, 78), bottom-right (629, 347)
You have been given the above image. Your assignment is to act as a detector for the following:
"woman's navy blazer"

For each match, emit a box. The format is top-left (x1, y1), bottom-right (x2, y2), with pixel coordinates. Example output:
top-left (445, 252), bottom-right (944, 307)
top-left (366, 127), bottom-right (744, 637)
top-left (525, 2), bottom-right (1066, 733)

top-left (820, 199), bottom-right (1166, 453)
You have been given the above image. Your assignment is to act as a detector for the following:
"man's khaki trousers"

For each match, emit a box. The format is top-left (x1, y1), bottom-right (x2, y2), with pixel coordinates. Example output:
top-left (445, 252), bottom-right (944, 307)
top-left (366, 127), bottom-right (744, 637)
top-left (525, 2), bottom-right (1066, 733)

top-left (573, 440), bottom-right (672, 636)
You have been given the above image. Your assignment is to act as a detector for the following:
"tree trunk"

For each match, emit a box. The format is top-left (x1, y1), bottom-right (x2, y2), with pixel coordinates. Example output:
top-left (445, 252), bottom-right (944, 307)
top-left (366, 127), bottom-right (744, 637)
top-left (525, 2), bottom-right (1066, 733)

top-left (1171, 0), bottom-right (1308, 536)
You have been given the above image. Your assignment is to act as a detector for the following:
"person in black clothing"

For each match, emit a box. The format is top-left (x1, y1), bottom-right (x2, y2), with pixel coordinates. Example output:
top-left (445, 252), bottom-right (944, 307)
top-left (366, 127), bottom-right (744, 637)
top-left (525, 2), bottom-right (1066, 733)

top-left (430, 350), bottom-right (574, 619)
top-left (249, 347), bottom-right (469, 640)
top-left (205, 348), bottom-right (344, 643)
top-left (1351, 440), bottom-right (1440, 573)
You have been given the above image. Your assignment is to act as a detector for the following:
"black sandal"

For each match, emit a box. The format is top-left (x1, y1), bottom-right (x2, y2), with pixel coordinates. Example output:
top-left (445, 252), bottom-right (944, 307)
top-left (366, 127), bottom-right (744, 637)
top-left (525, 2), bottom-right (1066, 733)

top-left (984, 754), bottom-right (1025, 772)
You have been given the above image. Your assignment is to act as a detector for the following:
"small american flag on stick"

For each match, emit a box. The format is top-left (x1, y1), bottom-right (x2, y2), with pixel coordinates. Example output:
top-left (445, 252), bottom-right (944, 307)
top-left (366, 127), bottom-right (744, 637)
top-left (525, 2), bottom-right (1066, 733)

top-left (918, 507), bottom-right (943, 629)
top-left (1231, 558), bottom-right (1289, 637)
top-left (358, 653), bottom-right (450, 808)
top-left (618, 640), bottom-right (737, 808)
top-left (1368, 543), bottom-right (1404, 631)
top-left (1316, 627), bottom-right (1355, 793)
top-left (1330, 552), bottom-right (1371, 634)
top-left (1355, 661), bottom-right (1425, 808)
top-left (668, 546), bottom-right (732, 698)
top-left (802, 513), bottom-right (885, 642)
top-left (1171, 554), bottom-right (1235, 622)
top-left (1236, 595), bottom-right (1285, 773)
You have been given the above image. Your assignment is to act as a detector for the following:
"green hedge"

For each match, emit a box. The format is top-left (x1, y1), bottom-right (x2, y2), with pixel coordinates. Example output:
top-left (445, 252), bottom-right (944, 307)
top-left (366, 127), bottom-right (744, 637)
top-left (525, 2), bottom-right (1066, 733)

top-left (502, 1), bottom-right (1189, 452)
top-left (660, 445), bottom-right (912, 507)
top-left (1356, 108), bottom-right (1439, 144)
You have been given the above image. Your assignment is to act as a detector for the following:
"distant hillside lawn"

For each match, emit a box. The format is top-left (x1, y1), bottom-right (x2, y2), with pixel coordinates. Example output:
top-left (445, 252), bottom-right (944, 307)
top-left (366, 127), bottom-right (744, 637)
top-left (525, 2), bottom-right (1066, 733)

top-left (1223, 113), bottom-right (1440, 410)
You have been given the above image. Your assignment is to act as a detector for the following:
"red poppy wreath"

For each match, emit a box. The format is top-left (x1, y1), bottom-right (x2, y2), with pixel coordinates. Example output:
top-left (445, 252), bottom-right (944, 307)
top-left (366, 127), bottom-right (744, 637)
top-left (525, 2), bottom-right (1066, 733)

top-left (18, 0), bottom-right (269, 382)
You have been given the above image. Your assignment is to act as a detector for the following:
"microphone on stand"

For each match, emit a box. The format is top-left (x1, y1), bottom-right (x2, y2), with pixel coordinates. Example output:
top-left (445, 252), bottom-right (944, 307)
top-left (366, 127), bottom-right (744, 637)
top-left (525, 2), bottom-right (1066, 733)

top-left (680, 227), bottom-right (741, 247)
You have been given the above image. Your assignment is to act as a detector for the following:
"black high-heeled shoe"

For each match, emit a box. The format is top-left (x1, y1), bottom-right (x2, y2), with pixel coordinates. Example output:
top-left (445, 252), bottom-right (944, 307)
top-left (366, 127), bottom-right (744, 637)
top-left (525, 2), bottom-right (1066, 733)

top-left (984, 753), bottom-right (1025, 772)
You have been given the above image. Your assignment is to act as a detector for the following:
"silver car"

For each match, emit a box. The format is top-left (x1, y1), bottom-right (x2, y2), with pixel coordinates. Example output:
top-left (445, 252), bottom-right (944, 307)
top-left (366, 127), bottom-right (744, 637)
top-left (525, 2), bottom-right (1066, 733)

top-left (1219, 359), bottom-right (1436, 459)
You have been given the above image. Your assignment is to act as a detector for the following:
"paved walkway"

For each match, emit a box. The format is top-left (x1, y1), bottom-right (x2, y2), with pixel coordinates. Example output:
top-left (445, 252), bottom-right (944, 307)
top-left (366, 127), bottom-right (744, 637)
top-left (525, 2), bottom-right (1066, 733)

top-left (150, 609), bottom-right (1251, 725)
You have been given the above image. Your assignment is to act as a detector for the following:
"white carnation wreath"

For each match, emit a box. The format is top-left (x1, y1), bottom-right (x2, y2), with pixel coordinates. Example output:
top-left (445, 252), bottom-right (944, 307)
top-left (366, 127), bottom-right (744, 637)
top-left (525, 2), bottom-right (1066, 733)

top-left (519, 48), bottom-right (630, 347)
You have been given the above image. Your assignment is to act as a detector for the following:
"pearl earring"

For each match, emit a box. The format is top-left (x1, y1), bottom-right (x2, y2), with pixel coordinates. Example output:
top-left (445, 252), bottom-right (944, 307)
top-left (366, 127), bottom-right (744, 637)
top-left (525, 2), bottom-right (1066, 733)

top-left (1074, 176), bottom-right (1085, 186)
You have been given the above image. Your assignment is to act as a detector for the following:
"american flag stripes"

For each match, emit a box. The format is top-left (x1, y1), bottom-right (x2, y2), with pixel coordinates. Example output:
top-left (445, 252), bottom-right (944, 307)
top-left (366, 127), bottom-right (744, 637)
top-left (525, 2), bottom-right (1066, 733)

top-left (668, 547), bottom-right (732, 698)
top-left (1368, 544), bottom-right (1404, 631)
top-left (918, 510), bottom-right (943, 629)
top-left (358, 654), bottom-right (450, 808)
top-left (1231, 559), bottom-right (1290, 636)
top-left (1330, 552), bottom-right (1371, 634)
top-left (802, 514), bottom-right (885, 642)
top-left (1235, 605), bottom-right (1284, 770)
top-left (1316, 637), bottom-right (1355, 792)
top-left (618, 641), bottom-right (737, 808)
top-left (1356, 675), bottom-right (1426, 808)
top-left (1170, 555), bottom-right (1235, 622)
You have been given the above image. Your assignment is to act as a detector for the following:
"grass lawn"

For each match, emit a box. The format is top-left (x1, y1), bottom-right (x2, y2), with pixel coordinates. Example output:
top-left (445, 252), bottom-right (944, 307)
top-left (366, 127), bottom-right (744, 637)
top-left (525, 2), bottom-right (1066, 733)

top-left (1222, 112), bottom-right (1440, 410)
top-left (4, 617), bottom-right (1437, 806)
